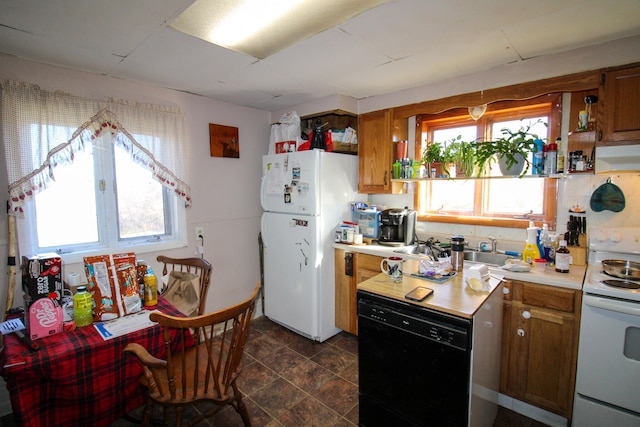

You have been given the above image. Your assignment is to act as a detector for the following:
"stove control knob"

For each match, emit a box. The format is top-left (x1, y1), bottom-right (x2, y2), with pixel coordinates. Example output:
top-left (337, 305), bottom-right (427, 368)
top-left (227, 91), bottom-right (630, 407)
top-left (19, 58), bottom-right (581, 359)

top-left (610, 232), bottom-right (621, 243)
top-left (596, 231), bottom-right (607, 242)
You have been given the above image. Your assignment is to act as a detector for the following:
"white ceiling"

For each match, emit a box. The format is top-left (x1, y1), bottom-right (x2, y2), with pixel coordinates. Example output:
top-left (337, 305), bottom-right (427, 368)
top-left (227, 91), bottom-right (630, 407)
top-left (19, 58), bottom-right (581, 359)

top-left (1, 0), bottom-right (639, 112)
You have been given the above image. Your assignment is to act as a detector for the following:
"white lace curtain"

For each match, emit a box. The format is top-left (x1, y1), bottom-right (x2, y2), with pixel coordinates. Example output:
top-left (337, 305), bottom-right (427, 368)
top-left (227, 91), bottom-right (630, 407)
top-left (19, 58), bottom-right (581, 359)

top-left (1, 80), bottom-right (192, 215)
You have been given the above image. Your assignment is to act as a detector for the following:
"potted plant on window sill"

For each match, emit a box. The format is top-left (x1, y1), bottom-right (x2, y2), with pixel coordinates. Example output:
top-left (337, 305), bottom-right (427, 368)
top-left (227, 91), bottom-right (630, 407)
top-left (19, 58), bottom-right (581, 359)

top-left (447, 136), bottom-right (477, 178)
top-left (473, 119), bottom-right (546, 178)
top-left (421, 142), bottom-right (446, 178)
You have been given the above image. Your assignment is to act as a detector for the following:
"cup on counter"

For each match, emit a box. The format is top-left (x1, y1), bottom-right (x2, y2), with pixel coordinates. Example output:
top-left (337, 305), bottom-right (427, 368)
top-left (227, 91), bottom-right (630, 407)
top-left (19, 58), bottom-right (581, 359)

top-left (353, 233), bottom-right (363, 245)
top-left (380, 256), bottom-right (403, 282)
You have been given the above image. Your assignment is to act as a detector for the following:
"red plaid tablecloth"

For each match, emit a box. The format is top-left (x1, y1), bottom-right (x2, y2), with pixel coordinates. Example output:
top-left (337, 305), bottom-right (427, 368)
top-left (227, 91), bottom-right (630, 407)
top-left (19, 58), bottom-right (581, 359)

top-left (0, 296), bottom-right (188, 427)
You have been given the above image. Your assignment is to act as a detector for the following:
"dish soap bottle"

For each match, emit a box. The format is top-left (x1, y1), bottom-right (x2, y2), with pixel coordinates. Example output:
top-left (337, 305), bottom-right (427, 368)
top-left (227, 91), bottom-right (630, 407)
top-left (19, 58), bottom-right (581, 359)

top-left (522, 222), bottom-right (541, 264)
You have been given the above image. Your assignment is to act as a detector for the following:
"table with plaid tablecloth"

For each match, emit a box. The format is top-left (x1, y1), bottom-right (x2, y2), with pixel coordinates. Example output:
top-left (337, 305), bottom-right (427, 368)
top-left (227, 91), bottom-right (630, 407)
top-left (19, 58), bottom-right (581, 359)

top-left (0, 296), bottom-right (187, 427)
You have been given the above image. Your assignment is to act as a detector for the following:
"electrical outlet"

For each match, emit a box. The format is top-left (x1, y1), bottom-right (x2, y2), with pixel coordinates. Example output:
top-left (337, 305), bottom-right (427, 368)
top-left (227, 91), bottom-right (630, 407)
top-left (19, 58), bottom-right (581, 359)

top-left (195, 227), bottom-right (204, 240)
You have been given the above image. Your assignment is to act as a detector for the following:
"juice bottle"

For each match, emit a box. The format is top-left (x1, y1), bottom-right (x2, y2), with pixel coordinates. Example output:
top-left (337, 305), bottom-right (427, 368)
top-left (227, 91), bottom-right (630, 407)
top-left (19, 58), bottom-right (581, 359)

top-left (73, 286), bottom-right (93, 327)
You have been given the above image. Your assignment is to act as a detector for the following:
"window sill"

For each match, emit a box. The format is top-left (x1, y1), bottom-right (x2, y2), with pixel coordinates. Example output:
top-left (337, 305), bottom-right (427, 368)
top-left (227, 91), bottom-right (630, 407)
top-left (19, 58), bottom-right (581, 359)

top-left (56, 239), bottom-right (188, 265)
top-left (418, 214), bottom-right (543, 229)
top-left (392, 174), bottom-right (566, 183)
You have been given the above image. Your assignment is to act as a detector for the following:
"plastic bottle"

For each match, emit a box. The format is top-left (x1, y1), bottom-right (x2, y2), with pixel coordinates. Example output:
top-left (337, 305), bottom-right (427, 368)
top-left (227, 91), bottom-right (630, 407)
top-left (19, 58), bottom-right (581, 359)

top-left (539, 224), bottom-right (552, 263)
top-left (392, 160), bottom-right (402, 179)
top-left (532, 139), bottom-right (544, 175)
top-left (73, 285), bottom-right (93, 327)
top-left (544, 139), bottom-right (558, 175)
top-left (522, 222), bottom-right (542, 264)
top-left (143, 266), bottom-right (158, 307)
top-left (556, 137), bottom-right (565, 173)
top-left (555, 240), bottom-right (571, 273)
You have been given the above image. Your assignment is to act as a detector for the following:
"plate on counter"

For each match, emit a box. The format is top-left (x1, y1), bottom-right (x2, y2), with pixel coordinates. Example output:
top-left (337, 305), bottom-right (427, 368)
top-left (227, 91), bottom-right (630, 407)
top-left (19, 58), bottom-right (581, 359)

top-left (409, 271), bottom-right (456, 283)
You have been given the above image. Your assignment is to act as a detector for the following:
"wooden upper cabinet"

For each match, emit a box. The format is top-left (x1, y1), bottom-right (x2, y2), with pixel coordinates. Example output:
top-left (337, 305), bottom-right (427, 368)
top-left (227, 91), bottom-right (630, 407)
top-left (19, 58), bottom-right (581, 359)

top-left (599, 64), bottom-right (640, 146)
top-left (358, 109), bottom-right (393, 193)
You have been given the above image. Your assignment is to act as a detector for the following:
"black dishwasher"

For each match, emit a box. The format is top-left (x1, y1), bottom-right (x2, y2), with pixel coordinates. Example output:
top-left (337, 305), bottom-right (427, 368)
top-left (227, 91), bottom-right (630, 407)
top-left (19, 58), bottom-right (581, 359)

top-left (358, 290), bottom-right (472, 427)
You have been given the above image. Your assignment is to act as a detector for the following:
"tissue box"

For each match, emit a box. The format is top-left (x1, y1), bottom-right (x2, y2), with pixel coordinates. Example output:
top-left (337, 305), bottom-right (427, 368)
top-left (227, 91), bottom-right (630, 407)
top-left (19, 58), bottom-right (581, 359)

top-left (24, 297), bottom-right (64, 340)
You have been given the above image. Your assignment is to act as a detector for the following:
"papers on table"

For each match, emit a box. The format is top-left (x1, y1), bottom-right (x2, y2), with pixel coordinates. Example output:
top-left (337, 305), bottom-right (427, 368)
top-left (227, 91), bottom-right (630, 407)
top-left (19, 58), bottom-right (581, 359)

top-left (94, 309), bottom-right (159, 340)
top-left (0, 318), bottom-right (25, 335)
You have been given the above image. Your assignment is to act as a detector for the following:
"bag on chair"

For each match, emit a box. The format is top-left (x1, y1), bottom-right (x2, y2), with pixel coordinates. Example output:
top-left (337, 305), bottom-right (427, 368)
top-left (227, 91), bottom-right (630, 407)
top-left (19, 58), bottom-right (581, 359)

top-left (161, 271), bottom-right (201, 316)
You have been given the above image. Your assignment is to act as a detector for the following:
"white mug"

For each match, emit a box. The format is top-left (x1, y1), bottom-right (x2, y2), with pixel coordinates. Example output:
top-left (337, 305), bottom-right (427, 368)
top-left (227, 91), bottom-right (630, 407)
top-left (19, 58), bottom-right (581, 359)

top-left (380, 256), bottom-right (403, 282)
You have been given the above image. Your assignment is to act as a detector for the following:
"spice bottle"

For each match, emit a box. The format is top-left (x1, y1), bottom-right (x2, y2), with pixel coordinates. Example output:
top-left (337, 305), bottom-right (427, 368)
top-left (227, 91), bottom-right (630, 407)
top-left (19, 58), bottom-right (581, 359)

top-left (73, 286), bottom-right (93, 327)
top-left (555, 240), bottom-right (571, 273)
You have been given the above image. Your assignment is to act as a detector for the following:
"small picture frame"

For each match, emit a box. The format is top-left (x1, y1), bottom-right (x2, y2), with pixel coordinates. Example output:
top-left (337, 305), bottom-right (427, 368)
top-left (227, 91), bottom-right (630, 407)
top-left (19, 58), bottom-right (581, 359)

top-left (209, 123), bottom-right (239, 158)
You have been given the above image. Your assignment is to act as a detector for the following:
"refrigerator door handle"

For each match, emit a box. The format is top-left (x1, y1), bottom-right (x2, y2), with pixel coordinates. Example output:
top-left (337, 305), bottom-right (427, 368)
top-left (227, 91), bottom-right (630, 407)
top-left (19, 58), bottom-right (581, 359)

top-left (260, 175), bottom-right (267, 211)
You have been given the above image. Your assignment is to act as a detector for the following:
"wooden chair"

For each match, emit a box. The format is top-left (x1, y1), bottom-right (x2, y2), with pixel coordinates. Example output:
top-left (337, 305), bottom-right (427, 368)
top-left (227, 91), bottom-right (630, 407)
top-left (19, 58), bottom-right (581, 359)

top-left (124, 282), bottom-right (260, 427)
top-left (156, 256), bottom-right (212, 316)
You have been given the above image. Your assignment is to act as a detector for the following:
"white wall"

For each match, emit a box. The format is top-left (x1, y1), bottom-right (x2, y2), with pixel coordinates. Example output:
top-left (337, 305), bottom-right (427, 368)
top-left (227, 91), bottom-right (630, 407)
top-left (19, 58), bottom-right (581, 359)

top-left (0, 54), bottom-right (270, 320)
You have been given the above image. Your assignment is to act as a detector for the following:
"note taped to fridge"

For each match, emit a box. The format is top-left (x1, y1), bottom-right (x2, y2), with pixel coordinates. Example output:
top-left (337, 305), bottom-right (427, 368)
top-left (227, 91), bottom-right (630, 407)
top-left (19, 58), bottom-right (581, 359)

top-left (266, 163), bottom-right (285, 194)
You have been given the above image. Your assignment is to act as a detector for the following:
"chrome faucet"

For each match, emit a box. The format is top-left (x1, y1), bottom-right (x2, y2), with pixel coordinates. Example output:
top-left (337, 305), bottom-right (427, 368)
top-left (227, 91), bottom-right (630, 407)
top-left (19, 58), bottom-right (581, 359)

top-left (477, 241), bottom-right (489, 252)
top-left (488, 236), bottom-right (498, 253)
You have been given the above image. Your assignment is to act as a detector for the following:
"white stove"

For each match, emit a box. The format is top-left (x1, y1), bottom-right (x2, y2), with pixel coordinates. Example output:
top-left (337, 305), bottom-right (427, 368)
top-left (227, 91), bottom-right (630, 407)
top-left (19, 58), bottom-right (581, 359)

top-left (583, 226), bottom-right (640, 302)
top-left (573, 226), bottom-right (640, 426)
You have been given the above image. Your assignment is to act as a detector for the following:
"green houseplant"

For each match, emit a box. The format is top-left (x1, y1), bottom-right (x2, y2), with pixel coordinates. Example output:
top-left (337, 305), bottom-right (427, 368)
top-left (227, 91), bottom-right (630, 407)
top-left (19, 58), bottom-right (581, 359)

top-left (446, 136), bottom-right (476, 177)
top-left (421, 141), bottom-right (446, 177)
top-left (473, 119), bottom-right (546, 178)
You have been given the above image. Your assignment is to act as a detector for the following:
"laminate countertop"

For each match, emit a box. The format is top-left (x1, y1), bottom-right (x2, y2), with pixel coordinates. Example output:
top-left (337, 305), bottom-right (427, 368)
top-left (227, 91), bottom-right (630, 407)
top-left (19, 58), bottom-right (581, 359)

top-left (356, 259), bottom-right (504, 319)
top-left (334, 242), bottom-right (586, 291)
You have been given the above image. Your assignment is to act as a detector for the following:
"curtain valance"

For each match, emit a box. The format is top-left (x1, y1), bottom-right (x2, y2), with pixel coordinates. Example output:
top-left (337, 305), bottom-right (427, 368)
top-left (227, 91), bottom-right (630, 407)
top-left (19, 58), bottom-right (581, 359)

top-left (1, 80), bottom-right (191, 215)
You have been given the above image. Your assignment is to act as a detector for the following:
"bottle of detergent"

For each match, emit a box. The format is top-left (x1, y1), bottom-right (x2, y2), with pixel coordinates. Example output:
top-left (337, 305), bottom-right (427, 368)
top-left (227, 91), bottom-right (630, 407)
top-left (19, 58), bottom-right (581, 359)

top-left (522, 221), bottom-right (541, 264)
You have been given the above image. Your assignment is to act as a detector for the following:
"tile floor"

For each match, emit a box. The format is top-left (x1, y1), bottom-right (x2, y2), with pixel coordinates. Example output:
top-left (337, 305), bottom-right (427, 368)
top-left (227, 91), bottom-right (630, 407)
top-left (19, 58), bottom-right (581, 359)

top-left (1, 316), bottom-right (550, 426)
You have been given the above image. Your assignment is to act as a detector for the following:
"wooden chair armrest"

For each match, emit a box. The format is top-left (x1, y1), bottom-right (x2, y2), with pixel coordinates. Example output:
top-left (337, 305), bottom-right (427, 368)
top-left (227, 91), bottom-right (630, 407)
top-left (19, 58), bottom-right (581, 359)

top-left (123, 343), bottom-right (167, 368)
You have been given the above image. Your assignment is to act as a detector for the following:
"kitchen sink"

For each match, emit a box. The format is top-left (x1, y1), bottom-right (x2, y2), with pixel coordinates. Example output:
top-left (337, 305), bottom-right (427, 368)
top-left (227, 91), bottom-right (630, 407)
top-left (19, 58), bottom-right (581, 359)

top-left (463, 250), bottom-right (517, 266)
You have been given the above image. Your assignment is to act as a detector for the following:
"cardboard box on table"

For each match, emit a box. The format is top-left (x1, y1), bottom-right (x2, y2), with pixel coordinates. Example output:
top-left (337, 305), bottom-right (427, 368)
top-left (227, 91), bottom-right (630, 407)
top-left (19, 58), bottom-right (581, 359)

top-left (21, 254), bottom-right (64, 339)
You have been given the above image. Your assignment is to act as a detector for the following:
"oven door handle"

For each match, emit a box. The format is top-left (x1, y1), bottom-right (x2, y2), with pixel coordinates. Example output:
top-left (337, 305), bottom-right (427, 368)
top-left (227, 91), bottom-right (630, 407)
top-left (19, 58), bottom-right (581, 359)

top-left (585, 296), bottom-right (640, 317)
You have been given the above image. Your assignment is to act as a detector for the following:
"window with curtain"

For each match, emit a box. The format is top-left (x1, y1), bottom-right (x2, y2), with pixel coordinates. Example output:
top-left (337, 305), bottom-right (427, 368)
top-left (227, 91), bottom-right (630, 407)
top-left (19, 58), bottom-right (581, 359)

top-left (1, 80), bottom-right (191, 261)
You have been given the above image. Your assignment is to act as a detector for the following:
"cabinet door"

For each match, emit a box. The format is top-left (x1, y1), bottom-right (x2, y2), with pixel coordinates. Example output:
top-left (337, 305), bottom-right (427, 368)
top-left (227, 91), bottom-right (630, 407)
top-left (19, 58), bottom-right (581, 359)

top-left (335, 249), bottom-right (357, 334)
top-left (356, 253), bottom-right (384, 284)
top-left (599, 65), bottom-right (640, 146)
top-left (358, 110), bottom-right (392, 193)
top-left (504, 301), bottom-right (577, 417)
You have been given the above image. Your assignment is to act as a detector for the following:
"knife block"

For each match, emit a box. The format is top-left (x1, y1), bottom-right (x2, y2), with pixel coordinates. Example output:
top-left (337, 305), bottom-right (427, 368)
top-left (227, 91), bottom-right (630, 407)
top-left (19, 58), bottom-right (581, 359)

top-left (569, 233), bottom-right (587, 266)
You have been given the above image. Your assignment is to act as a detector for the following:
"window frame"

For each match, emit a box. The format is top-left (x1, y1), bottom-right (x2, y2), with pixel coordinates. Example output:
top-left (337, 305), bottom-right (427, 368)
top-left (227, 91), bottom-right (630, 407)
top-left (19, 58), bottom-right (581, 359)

top-left (18, 132), bottom-right (188, 265)
top-left (414, 94), bottom-right (561, 229)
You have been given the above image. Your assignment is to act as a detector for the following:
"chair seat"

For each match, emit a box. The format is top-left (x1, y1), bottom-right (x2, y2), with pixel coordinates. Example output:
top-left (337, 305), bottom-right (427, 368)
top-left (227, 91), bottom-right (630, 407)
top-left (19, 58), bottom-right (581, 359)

top-left (141, 342), bottom-right (242, 404)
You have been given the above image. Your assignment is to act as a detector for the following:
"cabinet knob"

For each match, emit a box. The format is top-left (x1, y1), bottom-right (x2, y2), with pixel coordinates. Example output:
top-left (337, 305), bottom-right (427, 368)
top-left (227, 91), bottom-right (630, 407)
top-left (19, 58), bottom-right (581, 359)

top-left (517, 328), bottom-right (525, 337)
top-left (503, 287), bottom-right (510, 295)
top-left (521, 310), bottom-right (531, 319)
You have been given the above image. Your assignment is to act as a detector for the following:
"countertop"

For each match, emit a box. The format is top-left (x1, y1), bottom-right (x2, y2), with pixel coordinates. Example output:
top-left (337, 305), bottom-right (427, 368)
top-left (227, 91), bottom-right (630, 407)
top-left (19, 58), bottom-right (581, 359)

top-left (335, 242), bottom-right (586, 290)
top-left (356, 259), bottom-right (503, 319)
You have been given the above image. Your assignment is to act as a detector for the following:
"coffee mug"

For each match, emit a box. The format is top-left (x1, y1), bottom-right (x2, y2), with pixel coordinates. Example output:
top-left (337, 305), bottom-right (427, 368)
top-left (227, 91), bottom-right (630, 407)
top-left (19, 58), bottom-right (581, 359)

top-left (380, 256), bottom-right (403, 282)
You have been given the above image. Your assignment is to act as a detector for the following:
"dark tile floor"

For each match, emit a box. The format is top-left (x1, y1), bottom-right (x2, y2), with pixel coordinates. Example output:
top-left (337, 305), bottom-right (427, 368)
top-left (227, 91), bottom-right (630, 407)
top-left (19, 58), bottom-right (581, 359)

top-left (1, 316), bottom-right (549, 426)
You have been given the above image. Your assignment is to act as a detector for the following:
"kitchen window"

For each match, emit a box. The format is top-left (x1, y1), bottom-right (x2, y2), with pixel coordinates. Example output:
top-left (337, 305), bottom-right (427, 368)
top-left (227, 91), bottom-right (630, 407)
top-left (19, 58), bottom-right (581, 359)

top-left (415, 95), bottom-right (560, 228)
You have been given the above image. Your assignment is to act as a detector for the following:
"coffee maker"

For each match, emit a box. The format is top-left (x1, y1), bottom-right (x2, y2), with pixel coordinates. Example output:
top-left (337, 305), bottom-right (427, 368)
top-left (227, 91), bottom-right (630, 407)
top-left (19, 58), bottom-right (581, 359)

top-left (378, 207), bottom-right (417, 246)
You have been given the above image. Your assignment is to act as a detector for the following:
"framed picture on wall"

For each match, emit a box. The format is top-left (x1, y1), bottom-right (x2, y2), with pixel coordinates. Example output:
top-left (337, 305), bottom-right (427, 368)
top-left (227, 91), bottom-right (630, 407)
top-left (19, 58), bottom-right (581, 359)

top-left (209, 123), bottom-right (239, 158)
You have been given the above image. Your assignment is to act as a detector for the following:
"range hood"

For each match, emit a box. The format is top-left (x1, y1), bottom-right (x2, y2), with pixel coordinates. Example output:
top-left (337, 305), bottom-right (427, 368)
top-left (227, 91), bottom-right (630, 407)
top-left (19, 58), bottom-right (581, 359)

top-left (595, 145), bottom-right (640, 173)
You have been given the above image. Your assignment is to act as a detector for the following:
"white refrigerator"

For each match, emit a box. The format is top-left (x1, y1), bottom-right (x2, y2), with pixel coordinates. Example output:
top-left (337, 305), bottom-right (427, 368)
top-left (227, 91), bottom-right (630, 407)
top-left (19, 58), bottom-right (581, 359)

top-left (260, 150), bottom-right (362, 341)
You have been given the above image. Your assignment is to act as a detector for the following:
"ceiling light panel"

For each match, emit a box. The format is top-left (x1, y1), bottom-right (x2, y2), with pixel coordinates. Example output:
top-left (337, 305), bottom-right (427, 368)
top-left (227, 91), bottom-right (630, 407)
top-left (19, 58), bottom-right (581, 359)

top-left (170, 0), bottom-right (388, 59)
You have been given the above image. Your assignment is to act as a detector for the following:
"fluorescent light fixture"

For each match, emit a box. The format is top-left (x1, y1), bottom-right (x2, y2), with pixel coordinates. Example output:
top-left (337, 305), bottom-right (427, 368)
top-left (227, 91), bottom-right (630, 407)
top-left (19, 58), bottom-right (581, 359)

top-left (170, 0), bottom-right (388, 59)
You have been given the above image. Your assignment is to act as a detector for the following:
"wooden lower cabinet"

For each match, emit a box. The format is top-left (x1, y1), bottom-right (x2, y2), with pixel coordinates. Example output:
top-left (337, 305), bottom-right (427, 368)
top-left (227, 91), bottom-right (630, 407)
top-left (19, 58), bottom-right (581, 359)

top-left (335, 249), bottom-right (383, 335)
top-left (500, 280), bottom-right (582, 419)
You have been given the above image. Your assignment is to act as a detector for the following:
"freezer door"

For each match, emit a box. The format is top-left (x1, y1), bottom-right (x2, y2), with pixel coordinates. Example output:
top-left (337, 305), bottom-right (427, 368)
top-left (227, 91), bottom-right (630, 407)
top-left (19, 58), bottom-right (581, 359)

top-left (261, 212), bottom-right (319, 339)
top-left (261, 151), bottom-right (320, 215)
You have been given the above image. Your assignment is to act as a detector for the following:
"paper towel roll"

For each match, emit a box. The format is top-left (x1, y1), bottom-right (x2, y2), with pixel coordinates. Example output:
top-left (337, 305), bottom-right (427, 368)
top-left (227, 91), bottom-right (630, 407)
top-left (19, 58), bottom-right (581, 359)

top-left (67, 272), bottom-right (81, 286)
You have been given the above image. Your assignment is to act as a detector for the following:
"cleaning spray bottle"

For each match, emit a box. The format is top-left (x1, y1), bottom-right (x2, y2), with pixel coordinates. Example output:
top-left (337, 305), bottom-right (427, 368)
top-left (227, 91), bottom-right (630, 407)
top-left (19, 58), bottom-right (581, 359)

top-left (522, 221), bottom-right (541, 265)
